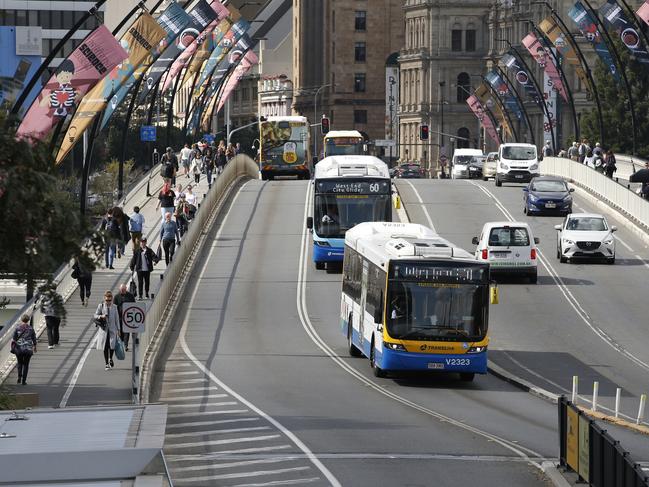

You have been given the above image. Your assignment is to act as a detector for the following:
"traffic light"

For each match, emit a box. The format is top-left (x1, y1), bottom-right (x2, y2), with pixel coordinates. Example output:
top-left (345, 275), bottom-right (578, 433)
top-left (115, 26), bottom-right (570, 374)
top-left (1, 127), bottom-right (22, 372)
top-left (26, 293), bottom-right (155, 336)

top-left (321, 115), bottom-right (330, 135)
top-left (420, 124), bottom-right (429, 140)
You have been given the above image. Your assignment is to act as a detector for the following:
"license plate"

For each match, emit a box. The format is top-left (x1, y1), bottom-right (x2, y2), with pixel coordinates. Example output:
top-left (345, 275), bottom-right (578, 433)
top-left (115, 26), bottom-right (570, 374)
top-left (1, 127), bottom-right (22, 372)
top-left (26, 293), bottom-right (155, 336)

top-left (545, 202), bottom-right (556, 208)
top-left (428, 363), bottom-right (444, 369)
top-left (515, 175), bottom-right (524, 179)
top-left (491, 251), bottom-right (509, 257)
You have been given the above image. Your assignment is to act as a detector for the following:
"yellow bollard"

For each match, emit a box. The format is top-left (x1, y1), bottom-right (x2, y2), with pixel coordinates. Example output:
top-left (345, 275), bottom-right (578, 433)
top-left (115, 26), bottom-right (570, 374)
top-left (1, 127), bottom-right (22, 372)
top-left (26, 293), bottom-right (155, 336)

top-left (394, 195), bottom-right (401, 210)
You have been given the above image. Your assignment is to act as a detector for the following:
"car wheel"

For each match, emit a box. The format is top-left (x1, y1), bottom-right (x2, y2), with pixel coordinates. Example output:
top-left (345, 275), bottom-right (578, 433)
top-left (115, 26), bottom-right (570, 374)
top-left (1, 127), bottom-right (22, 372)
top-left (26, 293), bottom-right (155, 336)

top-left (529, 271), bottom-right (538, 284)
top-left (560, 255), bottom-right (568, 263)
top-left (607, 254), bottom-right (615, 265)
top-left (483, 177), bottom-right (488, 181)
top-left (495, 177), bottom-right (502, 187)
top-left (348, 319), bottom-right (362, 357)
top-left (315, 261), bottom-right (325, 270)
top-left (460, 373), bottom-right (475, 382)
top-left (523, 205), bottom-right (527, 215)
top-left (370, 339), bottom-right (386, 378)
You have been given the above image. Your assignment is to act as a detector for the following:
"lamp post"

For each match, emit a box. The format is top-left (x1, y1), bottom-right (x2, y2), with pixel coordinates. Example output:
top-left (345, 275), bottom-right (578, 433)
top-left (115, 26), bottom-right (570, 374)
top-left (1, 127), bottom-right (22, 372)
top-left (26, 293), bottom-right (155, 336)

top-left (313, 83), bottom-right (331, 160)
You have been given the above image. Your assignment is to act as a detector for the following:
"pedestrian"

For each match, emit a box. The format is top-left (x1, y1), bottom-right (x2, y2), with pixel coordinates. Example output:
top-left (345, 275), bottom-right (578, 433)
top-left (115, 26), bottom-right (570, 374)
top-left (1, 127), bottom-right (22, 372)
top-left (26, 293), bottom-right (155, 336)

top-left (190, 151), bottom-right (202, 185)
top-left (129, 206), bottom-right (145, 253)
top-left (111, 207), bottom-right (130, 258)
top-left (180, 143), bottom-right (192, 178)
top-left (94, 291), bottom-right (120, 370)
top-left (160, 147), bottom-right (178, 185)
top-left (130, 237), bottom-right (159, 300)
top-left (557, 147), bottom-right (567, 158)
top-left (72, 257), bottom-right (92, 306)
top-left (160, 212), bottom-right (180, 265)
top-left (174, 195), bottom-right (190, 237)
top-left (203, 148), bottom-right (215, 188)
top-left (113, 283), bottom-right (135, 352)
top-left (578, 139), bottom-right (590, 164)
top-left (40, 285), bottom-right (66, 349)
top-left (226, 143), bottom-right (235, 161)
top-left (568, 142), bottom-right (579, 162)
top-left (542, 140), bottom-right (553, 157)
top-left (156, 182), bottom-right (176, 222)
top-left (216, 147), bottom-right (227, 175)
top-left (584, 148), bottom-right (596, 169)
top-left (235, 142), bottom-right (241, 155)
top-left (604, 149), bottom-right (617, 179)
top-left (174, 183), bottom-right (185, 207)
top-left (12, 314), bottom-right (37, 385)
top-left (185, 184), bottom-right (197, 219)
top-left (593, 142), bottom-right (603, 159)
top-left (101, 209), bottom-right (116, 269)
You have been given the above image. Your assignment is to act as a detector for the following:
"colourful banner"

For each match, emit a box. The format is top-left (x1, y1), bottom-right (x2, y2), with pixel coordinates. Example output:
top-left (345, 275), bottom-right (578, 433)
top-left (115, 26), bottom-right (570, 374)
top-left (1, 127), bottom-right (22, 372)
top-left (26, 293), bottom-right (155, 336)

top-left (569, 2), bottom-right (620, 82)
top-left (501, 51), bottom-right (542, 106)
top-left (522, 32), bottom-right (568, 102)
top-left (216, 50), bottom-right (258, 113)
top-left (16, 26), bottom-right (127, 141)
top-left (484, 70), bottom-right (523, 121)
top-left (638, 1), bottom-right (649, 26)
top-left (161, 1), bottom-right (229, 92)
top-left (55, 13), bottom-right (166, 163)
top-left (475, 83), bottom-right (512, 139)
top-left (600, 0), bottom-right (649, 65)
top-left (100, 2), bottom-right (191, 130)
top-left (0, 27), bottom-right (42, 115)
top-left (138, 0), bottom-right (219, 104)
top-left (538, 16), bottom-right (590, 90)
top-left (466, 95), bottom-right (500, 144)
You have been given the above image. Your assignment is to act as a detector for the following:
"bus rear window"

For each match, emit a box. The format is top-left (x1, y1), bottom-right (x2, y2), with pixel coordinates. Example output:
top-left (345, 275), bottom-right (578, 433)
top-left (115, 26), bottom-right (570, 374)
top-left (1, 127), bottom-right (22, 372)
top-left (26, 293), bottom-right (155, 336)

top-left (488, 227), bottom-right (530, 247)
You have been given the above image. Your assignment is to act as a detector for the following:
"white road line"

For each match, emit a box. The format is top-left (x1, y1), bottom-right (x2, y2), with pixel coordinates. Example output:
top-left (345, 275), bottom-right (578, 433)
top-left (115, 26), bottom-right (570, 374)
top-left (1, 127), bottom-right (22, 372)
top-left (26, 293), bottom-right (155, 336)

top-left (165, 434), bottom-right (282, 449)
top-left (168, 408), bottom-right (246, 418)
top-left (402, 180), bottom-right (436, 231)
top-left (172, 457), bottom-right (299, 472)
top-left (177, 181), bottom-right (342, 487)
top-left (297, 181), bottom-right (544, 468)
top-left (165, 362), bottom-right (192, 368)
top-left (161, 378), bottom-right (213, 384)
top-left (166, 418), bottom-right (261, 430)
top-left (470, 181), bottom-right (649, 373)
top-left (59, 330), bottom-right (100, 408)
top-left (165, 445), bottom-right (293, 462)
top-left (163, 370), bottom-right (200, 376)
top-left (166, 426), bottom-right (270, 439)
top-left (230, 479), bottom-right (321, 487)
top-left (172, 467), bottom-right (311, 483)
top-left (161, 394), bottom-right (227, 401)
top-left (161, 386), bottom-right (220, 394)
top-left (167, 401), bottom-right (238, 409)
top-left (634, 254), bottom-right (649, 269)
top-left (615, 236), bottom-right (634, 252)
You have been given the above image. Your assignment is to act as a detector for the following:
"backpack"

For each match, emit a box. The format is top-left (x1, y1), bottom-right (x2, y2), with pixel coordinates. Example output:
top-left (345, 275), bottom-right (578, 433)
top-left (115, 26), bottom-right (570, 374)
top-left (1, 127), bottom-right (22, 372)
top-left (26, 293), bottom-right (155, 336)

top-left (162, 160), bottom-right (174, 178)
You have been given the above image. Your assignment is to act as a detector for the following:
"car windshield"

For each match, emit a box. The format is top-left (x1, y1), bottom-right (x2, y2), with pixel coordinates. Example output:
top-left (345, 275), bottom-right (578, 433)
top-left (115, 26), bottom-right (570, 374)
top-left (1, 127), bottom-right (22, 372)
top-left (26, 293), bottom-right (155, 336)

top-left (454, 156), bottom-right (474, 165)
top-left (470, 157), bottom-right (484, 167)
top-left (566, 217), bottom-right (607, 231)
top-left (502, 146), bottom-right (537, 161)
top-left (488, 227), bottom-right (530, 247)
top-left (314, 194), bottom-right (391, 238)
top-left (401, 164), bottom-right (420, 171)
top-left (487, 153), bottom-right (498, 162)
top-left (387, 281), bottom-right (487, 340)
top-left (532, 180), bottom-right (568, 192)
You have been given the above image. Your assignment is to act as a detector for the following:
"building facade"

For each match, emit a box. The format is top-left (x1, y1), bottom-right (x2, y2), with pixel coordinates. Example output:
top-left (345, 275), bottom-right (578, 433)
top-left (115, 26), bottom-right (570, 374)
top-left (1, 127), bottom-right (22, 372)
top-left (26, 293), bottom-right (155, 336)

top-left (292, 0), bottom-right (404, 155)
top-left (259, 75), bottom-right (293, 117)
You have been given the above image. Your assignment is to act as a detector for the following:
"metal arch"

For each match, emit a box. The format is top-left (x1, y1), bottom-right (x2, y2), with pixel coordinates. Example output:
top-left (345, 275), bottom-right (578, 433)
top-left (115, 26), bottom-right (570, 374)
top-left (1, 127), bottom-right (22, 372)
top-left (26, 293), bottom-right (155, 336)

top-left (493, 64), bottom-right (536, 146)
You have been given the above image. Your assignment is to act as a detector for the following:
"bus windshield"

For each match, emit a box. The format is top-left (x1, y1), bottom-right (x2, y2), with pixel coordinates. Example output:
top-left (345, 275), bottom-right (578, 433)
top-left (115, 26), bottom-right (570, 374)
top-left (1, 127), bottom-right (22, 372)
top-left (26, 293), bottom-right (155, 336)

top-left (387, 282), bottom-right (487, 341)
top-left (325, 137), bottom-right (365, 156)
top-left (315, 193), bottom-right (391, 238)
top-left (261, 120), bottom-right (308, 166)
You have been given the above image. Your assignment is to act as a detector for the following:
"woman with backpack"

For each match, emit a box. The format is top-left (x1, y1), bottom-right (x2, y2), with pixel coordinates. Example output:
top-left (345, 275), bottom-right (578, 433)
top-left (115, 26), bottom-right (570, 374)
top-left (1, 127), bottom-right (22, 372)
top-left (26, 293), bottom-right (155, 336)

top-left (12, 314), bottom-right (37, 385)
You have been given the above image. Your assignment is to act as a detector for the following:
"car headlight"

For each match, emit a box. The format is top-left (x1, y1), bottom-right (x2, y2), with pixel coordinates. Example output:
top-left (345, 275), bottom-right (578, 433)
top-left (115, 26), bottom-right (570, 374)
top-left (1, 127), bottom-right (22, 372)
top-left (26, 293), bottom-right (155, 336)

top-left (604, 237), bottom-right (614, 245)
top-left (528, 194), bottom-right (539, 202)
top-left (562, 195), bottom-right (573, 201)
top-left (384, 341), bottom-right (407, 351)
top-left (467, 346), bottom-right (487, 354)
top-left (529, 163), bottom-right (539, 171)
top-left (500, 163), bottom-right (509, 170)
top-left (564, 239), bottom-right (575, 245)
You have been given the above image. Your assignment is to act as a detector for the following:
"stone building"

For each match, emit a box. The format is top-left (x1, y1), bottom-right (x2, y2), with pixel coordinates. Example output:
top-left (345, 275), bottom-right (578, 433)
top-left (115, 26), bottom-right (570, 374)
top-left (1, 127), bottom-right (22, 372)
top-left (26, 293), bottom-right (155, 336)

top-left (292, 0), bottom-right (404, 156)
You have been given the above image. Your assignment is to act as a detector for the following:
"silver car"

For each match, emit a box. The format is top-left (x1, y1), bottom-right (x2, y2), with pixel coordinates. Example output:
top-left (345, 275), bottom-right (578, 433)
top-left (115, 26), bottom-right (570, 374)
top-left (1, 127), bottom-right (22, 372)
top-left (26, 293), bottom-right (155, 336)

top-left (555, 213), bottom-right (617, 264)
top-left (482, 152), bottom-right (498, 180)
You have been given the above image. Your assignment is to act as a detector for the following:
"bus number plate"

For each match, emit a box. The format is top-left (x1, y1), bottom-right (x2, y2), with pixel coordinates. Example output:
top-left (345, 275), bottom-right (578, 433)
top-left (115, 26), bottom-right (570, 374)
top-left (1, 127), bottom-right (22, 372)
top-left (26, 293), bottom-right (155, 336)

top-left (428, 363), bottom-right (444, 369)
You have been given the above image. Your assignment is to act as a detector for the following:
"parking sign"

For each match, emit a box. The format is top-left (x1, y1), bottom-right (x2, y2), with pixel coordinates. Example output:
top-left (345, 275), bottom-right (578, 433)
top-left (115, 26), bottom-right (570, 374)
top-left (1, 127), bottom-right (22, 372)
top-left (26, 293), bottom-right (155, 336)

top-left (121, 303), bottom-right (146, 333)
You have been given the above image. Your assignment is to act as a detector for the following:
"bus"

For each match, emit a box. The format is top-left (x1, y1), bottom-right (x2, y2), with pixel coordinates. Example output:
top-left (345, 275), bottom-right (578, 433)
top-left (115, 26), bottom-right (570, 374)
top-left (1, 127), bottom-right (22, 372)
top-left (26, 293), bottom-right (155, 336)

top-left (323, 130), bottom-right (366, 158)
top-left (260, 116), bottom-right (311, 180)
top-left (307, 156), bottom-right (392, 270)
top-left (341, 222), bottom-right (494, 381)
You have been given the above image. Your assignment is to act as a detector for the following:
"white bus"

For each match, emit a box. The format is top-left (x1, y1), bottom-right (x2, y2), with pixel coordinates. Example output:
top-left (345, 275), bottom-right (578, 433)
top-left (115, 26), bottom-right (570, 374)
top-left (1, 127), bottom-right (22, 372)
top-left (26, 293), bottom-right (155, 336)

top-left (323, 130), bottom-right (366, 158)
top-left (306, 156), bottom-right (392, 270)
top-left (341, 222), bottom-right (494, 381)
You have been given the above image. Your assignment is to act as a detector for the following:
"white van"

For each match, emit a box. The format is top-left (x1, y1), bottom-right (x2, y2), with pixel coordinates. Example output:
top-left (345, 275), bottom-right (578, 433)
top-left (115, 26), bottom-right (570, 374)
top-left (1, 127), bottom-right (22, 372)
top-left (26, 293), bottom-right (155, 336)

top-left (472, 221), bottom-right (540, 283)
top-left (451, 148), bottom-right (484, 179)
top-left (495, 143), bottom-right (541, 187)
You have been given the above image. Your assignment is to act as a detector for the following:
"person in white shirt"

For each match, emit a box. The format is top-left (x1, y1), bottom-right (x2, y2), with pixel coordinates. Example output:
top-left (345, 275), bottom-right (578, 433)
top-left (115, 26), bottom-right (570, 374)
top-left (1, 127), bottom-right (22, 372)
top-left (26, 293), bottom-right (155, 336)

top-left (185, 185), bottom-right (197, 219)
top-left (180, 143), bottom-right (192, 178)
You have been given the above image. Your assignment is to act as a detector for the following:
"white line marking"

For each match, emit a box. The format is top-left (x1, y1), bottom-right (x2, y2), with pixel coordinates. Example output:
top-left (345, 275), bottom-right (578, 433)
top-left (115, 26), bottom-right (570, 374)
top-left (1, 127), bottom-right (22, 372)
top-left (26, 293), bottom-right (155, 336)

top-left (166, 426), bottom-right (270, 439)
top-left (165, 435), bottom-right (282, 449)
top-left (173, 467), bottom-right (311, 483)
top-left (615, 236), bottom-right (634, 252)
top-left (59, 330), bottom-right (100, 408)
top-left (402, 180), bottom-right (436, 231)
top-left (165, 362), bottom-right (192, 367)
top-left (166, 418), bottom-right (261, 429)
top-left (229, 479), bottom-right (321, 487)
top-left (161, 386), bottom-right (220, 394)
top-left (634, 254), bottom-right (649, 269)
top-left (161, 394), bottom-right (227, 401)
top-left (172, 457), bottom-right (299, 472)
top-left (163, 370), bottom-right (200, 376)
top-left (167, 401), bottom-right (238, 409)
top-left (168, 409), bottom-right (247, 418)
top-left (161, 378), bottom-right (213, 384)
top-left (297, 181), bottom-right (544, 468)
top-left (177, 181), bottom-right (342, 487)
top-left (165, 445), bottom-right (293, 461)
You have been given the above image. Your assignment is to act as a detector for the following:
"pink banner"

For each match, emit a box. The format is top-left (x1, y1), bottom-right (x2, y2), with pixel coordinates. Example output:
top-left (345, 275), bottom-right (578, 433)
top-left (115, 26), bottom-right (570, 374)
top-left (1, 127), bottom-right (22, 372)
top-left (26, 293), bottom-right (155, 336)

top-left (216, 50), bottom-right (258, 113)
top-left (16, 25), bottom-right (128, 141)
top-left (522, 32), bottom-right (568, 102)
top-left (466, 95), bottom-right (499, 144)
top-left (637, 0), bottom-right (649, 25)
top-left (161, 1), bottom-right (229, 92)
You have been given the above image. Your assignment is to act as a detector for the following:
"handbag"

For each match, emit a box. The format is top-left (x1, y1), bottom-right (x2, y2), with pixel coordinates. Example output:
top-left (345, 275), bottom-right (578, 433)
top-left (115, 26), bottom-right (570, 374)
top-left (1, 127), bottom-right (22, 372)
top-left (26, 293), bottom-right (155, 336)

top-left (129, 272), bottom-right (137, 295)
top-left (114, 337), bottom-right (126, 360)
top-left (156, 244), bottom-right (162, 261)
top-left (94, 316), bottom-right (107, 330)
top-left (10, 330), bottom-right (27, 355)
top-left (71, 268), bottom-right (79, 279)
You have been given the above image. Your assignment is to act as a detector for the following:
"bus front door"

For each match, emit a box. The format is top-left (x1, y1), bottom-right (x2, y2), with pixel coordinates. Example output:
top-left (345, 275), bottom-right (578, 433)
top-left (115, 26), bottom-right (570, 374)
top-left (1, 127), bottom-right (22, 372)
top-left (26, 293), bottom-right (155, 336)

top-left (359, 261), bottom-right (369, 349)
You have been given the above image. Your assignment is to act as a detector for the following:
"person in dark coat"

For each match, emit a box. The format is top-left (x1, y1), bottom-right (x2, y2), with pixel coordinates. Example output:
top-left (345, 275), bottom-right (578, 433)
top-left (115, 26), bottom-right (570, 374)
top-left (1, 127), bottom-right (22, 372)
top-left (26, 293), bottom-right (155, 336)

top-left (130, 237), bottom-right (159, 299)
top-left (72, 257), bottom-right (93, 306)
top-left (113, 283), bottom-right (135, 351)
top-left (13, 314), bottom-right (37, 385)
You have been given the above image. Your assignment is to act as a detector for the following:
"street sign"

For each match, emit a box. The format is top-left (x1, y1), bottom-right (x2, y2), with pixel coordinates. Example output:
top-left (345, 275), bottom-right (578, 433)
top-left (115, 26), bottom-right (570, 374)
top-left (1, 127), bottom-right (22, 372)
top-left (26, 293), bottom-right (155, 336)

top-left (140, 125), bottom-right (156, 142)
top-left (375, 139), bottom-right (396, 147)
top-left (203, 133), bottom-right (215, 144)
top-left (121, 303), bottom-right (146, 334)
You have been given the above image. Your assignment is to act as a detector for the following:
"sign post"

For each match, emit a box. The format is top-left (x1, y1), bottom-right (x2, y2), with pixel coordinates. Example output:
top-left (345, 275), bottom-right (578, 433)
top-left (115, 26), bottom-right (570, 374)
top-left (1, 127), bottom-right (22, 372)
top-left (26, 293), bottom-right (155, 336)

top-left (122, 302), bottom-right (146, 403)
top-left (140, 125), bottom-right (157, 142)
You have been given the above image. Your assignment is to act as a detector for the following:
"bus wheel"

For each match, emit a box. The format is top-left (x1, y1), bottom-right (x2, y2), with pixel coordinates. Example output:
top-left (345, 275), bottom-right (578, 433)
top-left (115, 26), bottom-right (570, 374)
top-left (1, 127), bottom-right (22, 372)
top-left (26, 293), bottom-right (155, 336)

top-left (370, 340), bottom-right (386, 377)
top-left (348, 319), bottom-right (362, 357)
top-left (315, 261), bottom-right (325, 270)
top-left (460, 372), bottom-right (475, 382)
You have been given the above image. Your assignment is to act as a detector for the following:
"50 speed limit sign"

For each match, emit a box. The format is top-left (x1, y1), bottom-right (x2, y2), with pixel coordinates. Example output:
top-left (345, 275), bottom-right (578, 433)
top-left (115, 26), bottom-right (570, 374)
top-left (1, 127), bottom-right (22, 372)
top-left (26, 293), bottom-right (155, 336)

top-left (121, 303), bottom-right (147, 333)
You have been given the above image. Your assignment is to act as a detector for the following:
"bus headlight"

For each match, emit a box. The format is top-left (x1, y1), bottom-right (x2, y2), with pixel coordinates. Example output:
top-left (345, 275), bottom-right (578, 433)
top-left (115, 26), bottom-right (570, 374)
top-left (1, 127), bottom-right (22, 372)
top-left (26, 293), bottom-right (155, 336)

top-left (384, 342), bottom-right (406, 351)
top-left (314, 240), bottom-right (331, 247)
top-left (467, 346), bottom-right (487, 354)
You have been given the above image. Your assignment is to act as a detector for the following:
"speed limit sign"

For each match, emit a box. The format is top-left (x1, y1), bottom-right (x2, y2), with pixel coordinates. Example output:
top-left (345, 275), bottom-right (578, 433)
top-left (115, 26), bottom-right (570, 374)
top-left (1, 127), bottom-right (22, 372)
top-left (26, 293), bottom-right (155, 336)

top-left (121, 303), bottom-right (147, 334)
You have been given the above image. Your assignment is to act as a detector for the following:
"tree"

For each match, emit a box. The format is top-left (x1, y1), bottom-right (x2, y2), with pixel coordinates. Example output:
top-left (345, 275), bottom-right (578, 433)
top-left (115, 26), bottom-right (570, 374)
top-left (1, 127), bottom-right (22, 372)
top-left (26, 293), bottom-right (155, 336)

top-left (0, 114), bottom-right (104, 300)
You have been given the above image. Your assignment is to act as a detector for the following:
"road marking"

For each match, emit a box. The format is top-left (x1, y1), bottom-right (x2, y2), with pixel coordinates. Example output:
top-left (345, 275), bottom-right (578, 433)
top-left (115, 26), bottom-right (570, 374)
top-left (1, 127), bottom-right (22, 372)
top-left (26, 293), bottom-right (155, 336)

top-left (172, 457), bottom-right (299, 472)
top-left (167, 401), bottom-right (238, 409)
top-left (470, 181), bottom-right (649, 373)
top-left (161, 378), bottom-right (213, 384)
top-left (161, 394), bottom-right (227, 401)
top-left (168, 409), bottom-right (247, 418)
top-left (166, 418), bottom-right (261, 429)
top-left (634, 254), bottom-right (649, 269)
top-left (401, 180), bottom-right (436, 231)
top-left (177, 181), bottom-right (340, 487)
top-left (229, 479), bottom-right (321, 487)
top-left (296, 181), bottom-right (544, 469)
top-left (161, 386), bottom-right (220, 394)
top-left (174, 467), bottom-right (311, 483)
top-left (166, 426), bottom-right (270, 439)
top-left (163, 370), bottom-right (200, 376)
top-left (165, 445), bottom-right (293, 462)
top-left (165, 434), bottom-right (282, 449)
top-left (615, 236), bottom-right (634, 252)
top-left (59, 330), bottom-right (100, 408)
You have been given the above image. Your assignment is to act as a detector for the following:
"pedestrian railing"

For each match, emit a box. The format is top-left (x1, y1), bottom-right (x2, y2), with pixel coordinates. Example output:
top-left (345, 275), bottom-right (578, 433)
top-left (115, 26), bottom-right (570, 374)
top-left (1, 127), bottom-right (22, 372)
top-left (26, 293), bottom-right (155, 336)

top-left (558, 396), bottom-right (649, 486)
top-left (541, 157), bottom-right (649, 232)
top-left (137, 155), bottom-right (259, 403)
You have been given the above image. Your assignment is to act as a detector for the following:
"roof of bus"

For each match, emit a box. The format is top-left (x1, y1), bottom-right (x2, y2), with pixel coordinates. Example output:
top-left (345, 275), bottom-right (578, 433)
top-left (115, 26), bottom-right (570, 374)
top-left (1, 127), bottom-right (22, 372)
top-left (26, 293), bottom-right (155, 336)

top-left (324, 130), bottom-right (364, 139)
top-left (314, 155), bottom-right (390, 179)
top-left (345, 222), bottom-right (475, 268)
top-left (263, 116), bottom-right (308, 123)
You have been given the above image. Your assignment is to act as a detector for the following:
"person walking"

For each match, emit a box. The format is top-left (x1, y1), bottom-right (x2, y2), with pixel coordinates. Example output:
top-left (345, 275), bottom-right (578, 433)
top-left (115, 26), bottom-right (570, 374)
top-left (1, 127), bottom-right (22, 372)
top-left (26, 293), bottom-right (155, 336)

top-left (203, 146), bottom-right (215, 189)
top-left (160, 147), bottom-right (179, 185)
top-left (130, 237), bottom-right (159, 300)
top-left (160, 212), bottom-right (180, 265)
top-left (542, 140), bottom-right (553, 157)
top-left (216, 146), bottom-right (227, 175)
top-left (156, 183), bottom-right (176, 222)
top-left (578, 139), bottom-right (590, 164)
top-left (190, 151), bottom-right (202, 185)
top-left (12, 314), bottom-right (37, 385)
top-left (174, 195), bottom-right (190, 237)
top-left (113, 283), bottom-right (135, 352)
top-left (604, 150), bottom-right (617, 179)
top-left (185, 185), bottom-right (197, 219)
top-left (226, 143), bottom-right (235, 162)
top-left (94, 291), bottom-right (120, 370)
top-left (129, 206), bottom-right (145, 253)
top-left (72, 258), bottom-right (92, 306)
top-left (40, 286), bottom-right (65, 349)
top-left (101, 209), bottom-right (116, 269)
top-left (180, 143), bottom-right (192, 178)
top-left (568, 142), bottom-right (579, 162)
top-left (111, 207), bottom-right (130, 258)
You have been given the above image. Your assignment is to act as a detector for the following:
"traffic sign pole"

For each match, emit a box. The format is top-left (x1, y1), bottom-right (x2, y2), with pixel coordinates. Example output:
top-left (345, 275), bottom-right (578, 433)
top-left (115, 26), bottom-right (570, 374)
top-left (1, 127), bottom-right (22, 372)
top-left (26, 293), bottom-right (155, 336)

top-left (122, 303), bottom-right (146, 403)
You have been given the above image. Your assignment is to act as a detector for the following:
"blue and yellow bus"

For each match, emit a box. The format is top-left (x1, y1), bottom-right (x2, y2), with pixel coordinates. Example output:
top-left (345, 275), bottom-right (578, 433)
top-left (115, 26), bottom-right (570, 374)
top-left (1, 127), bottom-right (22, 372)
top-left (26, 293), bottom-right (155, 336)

top-left (323, 130), bottom-right (366, 157)
top-left (306, 156), bottom-right (391, 270)
top-left (260, 116), bottom-right (311, 180)
top-left (341, 222), bottom-right (495, 381)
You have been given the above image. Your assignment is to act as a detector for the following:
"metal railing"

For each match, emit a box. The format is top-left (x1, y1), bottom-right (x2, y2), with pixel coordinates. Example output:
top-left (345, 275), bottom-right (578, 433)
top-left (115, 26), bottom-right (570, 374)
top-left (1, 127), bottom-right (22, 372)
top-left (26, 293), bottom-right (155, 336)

top-left (138, 155), bottom-right (259, 403)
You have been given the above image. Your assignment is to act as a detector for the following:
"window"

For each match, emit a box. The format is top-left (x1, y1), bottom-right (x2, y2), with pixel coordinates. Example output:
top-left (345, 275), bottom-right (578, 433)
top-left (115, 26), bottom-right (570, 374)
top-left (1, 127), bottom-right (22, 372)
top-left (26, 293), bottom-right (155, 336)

top-left (354, 42), bottom-right (366, 62)
top-left (2, 10), bottom-right (16, 26)
top-left (355, 11), bottom-right (367, 31)
top-left (63, 10), bottom-right (73, 28)
top-left (233, 90), bottom-right (239, 102)
top-left (354, 73), bottom-right (366, 92)
top-left (456, 72), bottom-right (470, 103)
top-left (354, 110), bottom-right (368, 124)
top-left (332, 9), bottom-right (335, 32)
top-left (16, 10), bottom-right (27, 26)
top-left (241, 87), bottom-right (249, 101)
top-left (457, 127), bottom-right (470, 149)
top-left (451, 30), bottom-right (462, 51)
top-left (28, 10), bottom-right (38, 25)
top-left (51, 10), bottom-right (63, 29)
top-left (465, 29), bottom-right (476, 52)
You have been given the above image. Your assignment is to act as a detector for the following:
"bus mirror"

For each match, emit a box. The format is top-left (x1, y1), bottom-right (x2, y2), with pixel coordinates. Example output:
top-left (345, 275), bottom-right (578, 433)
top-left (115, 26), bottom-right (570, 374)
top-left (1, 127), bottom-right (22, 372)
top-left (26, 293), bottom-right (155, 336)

top-left (490, 285), bottom-right (499, 305)
top-left (374, 308), bottom-right (383, 324)
top-left (306, 217), bottom-right (313, 229)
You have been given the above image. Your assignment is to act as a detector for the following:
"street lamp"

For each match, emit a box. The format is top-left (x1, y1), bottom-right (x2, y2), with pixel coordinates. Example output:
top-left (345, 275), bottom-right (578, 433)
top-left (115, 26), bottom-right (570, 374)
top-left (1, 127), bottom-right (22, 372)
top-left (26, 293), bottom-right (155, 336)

top-left (313, 83), bottom-right (332, 160)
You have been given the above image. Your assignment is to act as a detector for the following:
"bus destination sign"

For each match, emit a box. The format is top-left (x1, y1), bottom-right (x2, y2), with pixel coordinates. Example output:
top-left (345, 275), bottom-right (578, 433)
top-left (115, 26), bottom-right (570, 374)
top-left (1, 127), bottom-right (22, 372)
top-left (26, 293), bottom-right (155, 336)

top-left (316, 179), bottom-right (391, 195)
top-left (391, 263), bottom-right (488, 284)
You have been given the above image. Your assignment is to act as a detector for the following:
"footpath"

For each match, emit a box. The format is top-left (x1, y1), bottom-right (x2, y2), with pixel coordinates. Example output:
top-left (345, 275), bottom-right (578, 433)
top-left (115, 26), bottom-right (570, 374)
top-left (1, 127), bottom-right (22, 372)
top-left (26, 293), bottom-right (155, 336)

top-left (1, 165), bottom-right (212, 408)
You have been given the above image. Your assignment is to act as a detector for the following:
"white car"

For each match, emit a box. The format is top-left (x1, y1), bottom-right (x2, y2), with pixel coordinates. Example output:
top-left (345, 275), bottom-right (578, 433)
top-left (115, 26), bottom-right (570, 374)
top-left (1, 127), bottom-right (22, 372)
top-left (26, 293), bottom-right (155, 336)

top-left (473, 221), bottom-right (539, 283)
top-left (554, 213), bottom-right (617, 264)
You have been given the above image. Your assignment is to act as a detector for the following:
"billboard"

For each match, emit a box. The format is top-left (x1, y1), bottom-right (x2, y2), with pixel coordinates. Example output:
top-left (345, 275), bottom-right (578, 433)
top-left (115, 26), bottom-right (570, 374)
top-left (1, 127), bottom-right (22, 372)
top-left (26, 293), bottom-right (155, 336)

top-left (0, 27), bottom-right (42, 114)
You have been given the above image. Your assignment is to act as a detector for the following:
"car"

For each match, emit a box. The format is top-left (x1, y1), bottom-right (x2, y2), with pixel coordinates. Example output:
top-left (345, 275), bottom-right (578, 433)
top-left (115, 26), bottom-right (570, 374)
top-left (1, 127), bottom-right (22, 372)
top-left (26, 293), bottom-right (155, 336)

top-left (473, 221), bottom-right (539, 283)
top-left (495, 143), bottom-right (541, 187)
top-left (467, 156), bottom-right (486, 179)
top-left (397, 163), bottom-right (425, 178)
top-left (523, 176), bottom-right (574, 215)
top-left (554, 213), bottom-right (617, 264)
top-left (451, 148), bottom-right (484, 179)
top-left (389, 166), bottom-right (399, 178)
top-left (482, 152), bottom-right (498, 180)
